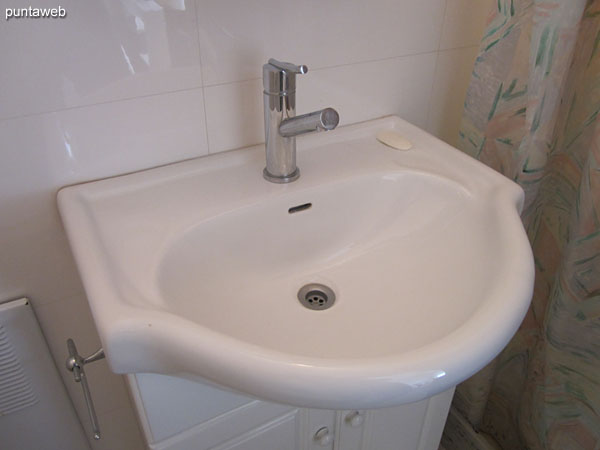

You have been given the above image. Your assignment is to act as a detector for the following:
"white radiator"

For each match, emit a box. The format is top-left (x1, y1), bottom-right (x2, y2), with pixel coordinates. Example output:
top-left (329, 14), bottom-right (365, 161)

top-left (0, 298), bottom-right (90, 450)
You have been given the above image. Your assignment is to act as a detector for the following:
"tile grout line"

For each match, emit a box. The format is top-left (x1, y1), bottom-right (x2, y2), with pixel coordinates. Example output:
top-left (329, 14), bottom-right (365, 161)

top-left (424, 0), bottom-right (450, 131)
top-left (202, 49), bottom-right (443, 88)
top-left (198, 44), bottom-right (481, 91)
top-left (0, 49), bottom-right (443, 124)
top-left (437, 0), bottom-right (450, 53)
top-left (192, 0), bottom-right (212, 155)
top-left (0, 85), bottom-right (205, 124)
top-left (0, 46), bottom-right (479, 126)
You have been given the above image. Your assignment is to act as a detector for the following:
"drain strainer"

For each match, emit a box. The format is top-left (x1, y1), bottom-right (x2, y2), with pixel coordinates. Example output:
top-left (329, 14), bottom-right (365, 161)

top-left (297, 283), bottom-right (336, 310)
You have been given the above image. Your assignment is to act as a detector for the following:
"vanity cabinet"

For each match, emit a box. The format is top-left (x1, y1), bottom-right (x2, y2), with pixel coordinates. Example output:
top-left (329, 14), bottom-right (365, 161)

top-left (127, 374), bottom-right (453, 450)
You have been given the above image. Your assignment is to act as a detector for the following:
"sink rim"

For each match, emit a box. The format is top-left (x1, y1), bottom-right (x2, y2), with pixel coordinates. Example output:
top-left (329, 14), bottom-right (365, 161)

top-left (58, 115), bottom-right (534, 409)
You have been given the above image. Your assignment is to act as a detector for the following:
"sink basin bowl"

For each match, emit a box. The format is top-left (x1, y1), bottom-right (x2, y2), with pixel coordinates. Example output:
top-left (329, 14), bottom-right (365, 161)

top-left (58, 116), bottom-right (534, 409)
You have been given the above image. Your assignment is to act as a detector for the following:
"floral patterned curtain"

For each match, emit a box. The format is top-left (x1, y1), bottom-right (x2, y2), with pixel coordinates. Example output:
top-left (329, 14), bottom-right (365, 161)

top-left (443, 0), bottom-right (600, 449)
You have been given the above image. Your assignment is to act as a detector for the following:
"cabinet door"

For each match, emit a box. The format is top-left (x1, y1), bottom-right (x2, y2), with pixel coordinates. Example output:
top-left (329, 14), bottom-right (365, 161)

top-left (212, 410), bottom-right (298, 450)
top-left (149, 402), bottom-right (299, 450)
top-left (211, 407), bottom-right (339, 450)
top-left (334, 410), bottom-right (368, 450)
top-left (364, 401), bottom-right (429, 450)
top-left (303, 408), bottom-right (337, 450)
top-left (360, 389), bottom-right (454, 450)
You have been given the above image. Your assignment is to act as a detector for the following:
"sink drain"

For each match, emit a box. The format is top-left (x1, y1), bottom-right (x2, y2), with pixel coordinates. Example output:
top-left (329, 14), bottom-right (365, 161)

top-left (298, 283), bottom-right (336, 310)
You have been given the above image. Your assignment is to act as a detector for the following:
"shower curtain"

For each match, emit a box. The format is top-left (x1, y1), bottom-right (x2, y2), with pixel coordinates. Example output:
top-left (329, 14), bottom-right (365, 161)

top-left (443, 0), bottom-right (600, 449)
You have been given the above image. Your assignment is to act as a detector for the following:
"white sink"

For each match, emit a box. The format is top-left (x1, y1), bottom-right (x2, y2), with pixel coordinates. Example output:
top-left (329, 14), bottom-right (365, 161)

top-left (58, 116), bottom-right (534, 409)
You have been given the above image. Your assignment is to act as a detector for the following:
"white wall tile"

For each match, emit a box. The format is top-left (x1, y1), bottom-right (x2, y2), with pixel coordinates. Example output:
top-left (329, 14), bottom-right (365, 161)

top-left (34, 294), bottom-right (131, 417)
top-left (427, 46), bottom-right (480, 146)
top-left (0, 89), bottom-right (208, 306)
top-left (0, 198), bottom-right (84, 306)
top-left (302, 53), bottom-right (438, 129)
top-left (0, 88), bottom-right (207, 447)
top-left (204, 79), bottom-right (264, 153)
top-left (45, 89), bottom-right (209, 181)
top-left (0, 0), bottom-right (202, 119)
top-left (93, 406), bottom-right (147, 450)
top-left (439, 0), bottom-right (493, 50)
top-left (204, 53), bottom-right (437, 154)
top-left (196, 0), bottom-right (446, 86)
top-left (34, 292), bottom-right (136, 450)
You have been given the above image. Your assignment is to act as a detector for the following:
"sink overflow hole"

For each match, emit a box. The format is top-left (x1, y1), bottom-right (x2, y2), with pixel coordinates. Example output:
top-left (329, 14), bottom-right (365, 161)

top-left (288, 203), bottom-right (312, 214)
top-left (297, 284), bottom-right (336, 310)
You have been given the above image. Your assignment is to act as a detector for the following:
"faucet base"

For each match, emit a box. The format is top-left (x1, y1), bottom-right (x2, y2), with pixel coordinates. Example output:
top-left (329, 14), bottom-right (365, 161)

top-left (263, 167), bottom-right (300, 184)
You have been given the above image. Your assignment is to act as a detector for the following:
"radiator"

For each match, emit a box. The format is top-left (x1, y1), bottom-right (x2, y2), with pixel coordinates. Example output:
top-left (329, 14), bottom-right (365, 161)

top-left (0, 298), bottom-right (90, 450)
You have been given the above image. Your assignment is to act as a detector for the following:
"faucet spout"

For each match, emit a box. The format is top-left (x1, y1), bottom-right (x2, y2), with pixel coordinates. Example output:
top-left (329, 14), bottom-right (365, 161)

top-left (262, 58), bottom-right (340, 184)
top-left (279, 108), bottom-right (339, 137)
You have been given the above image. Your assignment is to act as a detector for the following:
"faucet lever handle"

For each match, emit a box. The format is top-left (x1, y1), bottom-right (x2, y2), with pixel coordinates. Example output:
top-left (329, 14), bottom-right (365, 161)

top-left (267, 58), bottom-right (308, 75)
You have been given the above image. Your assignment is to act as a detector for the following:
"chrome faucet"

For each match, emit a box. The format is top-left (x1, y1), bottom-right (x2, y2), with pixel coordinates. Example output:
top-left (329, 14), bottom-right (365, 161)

top-left (263, 59), bottom-right (339, 183)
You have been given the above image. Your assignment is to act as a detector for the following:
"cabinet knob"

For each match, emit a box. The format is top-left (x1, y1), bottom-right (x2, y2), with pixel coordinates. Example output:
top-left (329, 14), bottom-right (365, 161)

top-left (314, 426), bottom-right (332, 446)
top-left (345, 410), bottom-right (365, 428)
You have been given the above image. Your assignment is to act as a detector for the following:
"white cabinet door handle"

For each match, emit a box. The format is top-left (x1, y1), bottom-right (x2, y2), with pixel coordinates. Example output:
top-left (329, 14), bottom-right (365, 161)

top-left (314, 426), bottom-right (332, 446)
top-left (345, 411), bottom-right (365, 428)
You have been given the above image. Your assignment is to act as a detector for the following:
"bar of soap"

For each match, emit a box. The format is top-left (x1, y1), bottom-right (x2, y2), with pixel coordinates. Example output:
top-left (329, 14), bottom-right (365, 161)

top-left (376, 130), bottom-right (412, 150)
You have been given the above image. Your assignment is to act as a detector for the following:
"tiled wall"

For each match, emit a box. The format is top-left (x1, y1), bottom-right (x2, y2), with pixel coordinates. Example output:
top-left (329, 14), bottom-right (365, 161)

top-left (0, 1), bottom-right (490, 448)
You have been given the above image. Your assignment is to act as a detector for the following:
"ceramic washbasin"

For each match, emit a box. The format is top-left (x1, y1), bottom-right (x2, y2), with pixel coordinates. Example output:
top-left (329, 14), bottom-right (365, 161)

top-left (58, 116), bottom-right (534, 409)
